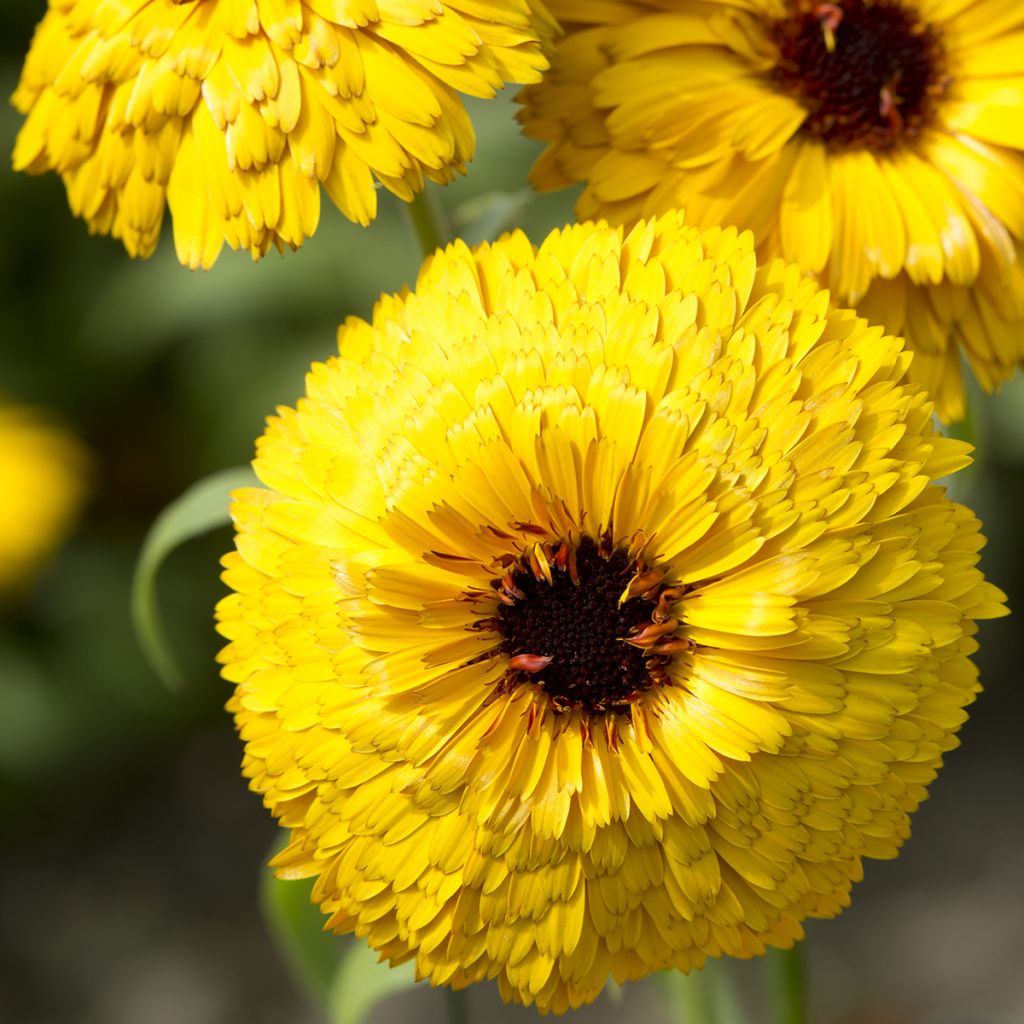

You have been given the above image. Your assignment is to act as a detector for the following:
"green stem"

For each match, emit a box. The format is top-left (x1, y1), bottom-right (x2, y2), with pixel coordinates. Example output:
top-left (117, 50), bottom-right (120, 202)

top-left (945, 376), bottom-right (984, 503)
top-left (769, 945), bottom-right (808, 1024)
top-left (405, 188), bottom-right (452, 259)
top-left (660, 966), bottom-right (719, 1023)
top-left (446, 986), bottom-right (470, 1024)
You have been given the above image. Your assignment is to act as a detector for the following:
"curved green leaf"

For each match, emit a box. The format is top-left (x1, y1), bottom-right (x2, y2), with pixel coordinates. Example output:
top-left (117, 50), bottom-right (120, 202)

top-left (260, 857), bottom-right (342, 1006)
top-left (260, 849), bottom-right (419, 1022)
top-left (327, 930), bottom-right (418, 1024)
top-left (130, 465), bottom-right (256, 690)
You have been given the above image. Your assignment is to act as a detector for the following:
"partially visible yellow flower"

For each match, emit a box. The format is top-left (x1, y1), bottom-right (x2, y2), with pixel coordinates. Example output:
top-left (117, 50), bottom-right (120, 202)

top-left (518, 0), bottom-right (1024, 422)
top-left (0, 404), bottom-right (89, 593)
top-left (13, 0), bottom-right (556, 269)
top-left (217, 213), bottom-right (1006, 1013)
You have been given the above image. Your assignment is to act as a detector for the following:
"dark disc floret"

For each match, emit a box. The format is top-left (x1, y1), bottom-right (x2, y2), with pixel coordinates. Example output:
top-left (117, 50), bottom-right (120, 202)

top-left (489, 534), bottom-right (683, 714)
top-left (771, 0), bottom-right (947, 151)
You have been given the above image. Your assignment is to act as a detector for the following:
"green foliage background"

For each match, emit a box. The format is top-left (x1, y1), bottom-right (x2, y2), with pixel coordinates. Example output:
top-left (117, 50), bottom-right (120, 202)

top-left (1, 4), bottom-right (1023, 1022)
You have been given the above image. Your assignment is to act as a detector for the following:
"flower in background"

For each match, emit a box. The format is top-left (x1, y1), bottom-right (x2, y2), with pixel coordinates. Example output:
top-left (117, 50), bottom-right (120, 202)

top-left (217, 213), bottom-right (1006, 1012)
top-left (0, 404), bottom-right (89, 594)
top-left (518, 0), bottom-right (1024, 422)
top-left (12, 0), bottom-right (557, 269)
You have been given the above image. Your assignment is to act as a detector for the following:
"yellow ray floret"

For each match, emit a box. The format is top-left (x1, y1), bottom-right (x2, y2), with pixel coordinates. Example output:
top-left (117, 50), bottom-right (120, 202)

top-left (217, 213), bottom-right (1007, 1012)
top-left (12, 0), bottom-right (557, 268)
top-left (0, 403), bottom-right (89, 593)
top-left (517, 0), bottom-right (1024, 422)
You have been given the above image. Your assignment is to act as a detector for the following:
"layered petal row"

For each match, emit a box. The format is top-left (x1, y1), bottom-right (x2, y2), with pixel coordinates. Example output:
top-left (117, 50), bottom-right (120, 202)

top-left (13, 0), bottom-right (556, 267)
top-left (518, 0), bottom-right (1024, 421)
top-left (218, 214), bottom-right (1007, 1012)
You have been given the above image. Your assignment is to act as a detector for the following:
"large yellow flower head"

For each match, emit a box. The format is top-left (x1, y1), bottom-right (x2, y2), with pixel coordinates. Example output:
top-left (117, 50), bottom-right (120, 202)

top-left (518, 0), bottom-right (1024, 422)
top-left (12, 0), bottom-right (556, 269)
top-left (217, 214), bottom-right (1006, 1013)
top-left (0, 404), bottom-right (89, 594)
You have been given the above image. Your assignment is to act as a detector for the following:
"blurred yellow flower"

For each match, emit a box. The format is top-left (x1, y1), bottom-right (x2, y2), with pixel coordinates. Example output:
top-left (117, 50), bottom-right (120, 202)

top-left (12, 0), bottom-right (556, 269)
top-left (518, 0), bottom-right (1024, 422)
top-left (217, 214), bottom-right (1006, 1012)
top-left (0, 404), bottom-right (89, 593)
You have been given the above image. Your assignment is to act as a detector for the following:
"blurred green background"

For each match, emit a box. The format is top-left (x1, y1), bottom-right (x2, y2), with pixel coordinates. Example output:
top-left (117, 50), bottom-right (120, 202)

top-left (1, 5), bottom-right (1022, 1023)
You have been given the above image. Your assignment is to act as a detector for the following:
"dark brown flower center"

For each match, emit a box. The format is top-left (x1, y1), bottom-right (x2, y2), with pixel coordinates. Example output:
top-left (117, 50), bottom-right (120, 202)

top-left (490, 535), bottom-right (683, 714)
top-left (771, 0), bottom-right (947, 151)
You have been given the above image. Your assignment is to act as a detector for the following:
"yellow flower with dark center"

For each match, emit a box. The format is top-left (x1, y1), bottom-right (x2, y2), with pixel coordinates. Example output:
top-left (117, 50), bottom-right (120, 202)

top-left (217, 214), bottom-right (1007, 1013)
top-left (0, 404), bottom-right (89, 593)
top-left (12, 0), bottom-right (556, 269)
top-left (517, 0), bottom-right (1024, 422)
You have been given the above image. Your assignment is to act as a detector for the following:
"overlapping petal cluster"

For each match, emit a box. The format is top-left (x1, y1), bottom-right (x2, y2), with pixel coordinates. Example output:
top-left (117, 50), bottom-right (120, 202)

top-left (0, 404), bottom-right (89, 593)
top-left (518, 0), bottom-right (1024, 422)
top-left (12, 0), bottom-right (555, 268)
top-left (217, 214), bottom-right (1006, 1012)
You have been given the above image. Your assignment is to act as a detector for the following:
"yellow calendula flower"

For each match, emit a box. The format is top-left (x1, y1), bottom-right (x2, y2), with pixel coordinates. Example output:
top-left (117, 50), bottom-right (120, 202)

top-left (0, 404), bottom-right (89, 593)
top-left (518, 0), bottom-right (1024, 422)
top-left (217, 214), bottom-right (1006, 1013)
top-left (12, 0), bottom-right (556, 269)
